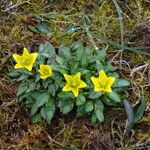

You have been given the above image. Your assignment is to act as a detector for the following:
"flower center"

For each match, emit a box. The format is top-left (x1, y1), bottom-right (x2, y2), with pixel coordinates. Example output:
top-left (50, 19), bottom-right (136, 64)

top-left (22, 56), bottom-right (32, 66)
top-left (42, 69), bottom-right (50, 75)
top-left (70, 80), bottom-right (78, 88)
top-left (99, 81), bottom-right (107, 89)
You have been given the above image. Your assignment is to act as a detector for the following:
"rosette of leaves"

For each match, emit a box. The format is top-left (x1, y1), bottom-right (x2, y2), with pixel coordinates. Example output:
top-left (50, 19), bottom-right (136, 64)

top-left (54, 41), bottom-right (130, 123)
top-left (9, 41), bottom-right (130, 124)
top-left (8, 42), bottom-right (60, 123)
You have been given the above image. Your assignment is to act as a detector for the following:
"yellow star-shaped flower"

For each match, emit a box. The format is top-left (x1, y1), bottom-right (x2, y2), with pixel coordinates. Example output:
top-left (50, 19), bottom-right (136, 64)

top-left (38, 64), bottom-right (52, 79)
top-left (62, 72), bottom-right (87, 97)
top-left (91, 70), bottom-right (115, 93)
top-left (13, 48), bottom-right (38, 71)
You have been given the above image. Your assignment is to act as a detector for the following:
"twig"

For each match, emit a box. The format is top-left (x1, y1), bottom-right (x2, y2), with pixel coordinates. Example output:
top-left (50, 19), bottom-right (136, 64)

top-left (40, 126), bottom-right (64, 148)
top-left (130, 63), bottom-right (149, 76)
top-left (47, 135), bottom-right (64, 147)
top-left (2, 0), bottom-right (31, 13)
top-left (0, 53), bottom-right (12, 67)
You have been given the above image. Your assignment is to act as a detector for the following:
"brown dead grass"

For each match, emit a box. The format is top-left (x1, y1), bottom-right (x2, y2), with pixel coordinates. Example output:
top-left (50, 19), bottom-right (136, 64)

top-left (0, 0), bottom-right (150, 149)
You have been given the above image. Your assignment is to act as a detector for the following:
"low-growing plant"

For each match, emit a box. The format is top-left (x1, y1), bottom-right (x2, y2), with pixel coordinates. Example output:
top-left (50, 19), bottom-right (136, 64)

top-left (9, 41), bottom-right (130, 124)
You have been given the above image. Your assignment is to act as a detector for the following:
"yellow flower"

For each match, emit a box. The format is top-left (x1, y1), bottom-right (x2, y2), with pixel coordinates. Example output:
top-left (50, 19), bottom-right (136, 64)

top-left (38, 64), bottom-right (52, 79)
top-left (62, 72), bottom-right (87, 97)
top-left (91, 70), bottom-right (115, 93)
top-left (13, 47), bottom-right (38, 71)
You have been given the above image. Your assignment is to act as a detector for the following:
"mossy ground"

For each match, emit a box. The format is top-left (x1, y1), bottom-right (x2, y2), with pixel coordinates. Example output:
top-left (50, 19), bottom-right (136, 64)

top-left (0, 0), bottom-right (150, 149)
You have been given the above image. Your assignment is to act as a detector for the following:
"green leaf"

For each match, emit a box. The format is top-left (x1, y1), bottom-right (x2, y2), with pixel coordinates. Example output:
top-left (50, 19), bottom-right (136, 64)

top-left (45, 98), bottom-right (55, 123)
top-left (76, 44), bottom-right (84, 60)
top-left (89, 91), bottom-right (102, 99)
top-left (58, 92), bottom-right (74, 99)
top-left (17, 83), bottom-right (28, 96)
top-left (46, 110), bottom-right (54, 124)
top-left (42, 80), bottom-right (50, 89)
top-left (91, 112), bottom-right (97, 123)
top-left (85, 101), bottom-right (93, 112)
top-left (113, 79), bottom-right (130, 88)
top-left (124, 98), bottom-right (146, 130)
top-left (64, 146), bottom-right (79, 150)
top-left (48, 84), bottom-right (56, 96)
top-left (103, 97), bottom-right (117, 105)
top-left (107, 91), bottom-right (121, 102)
top-left (76, 104), bottom-right (86, 117)
top-left (62, 104), bottom-right (73, 114)
top-left (51, 64), bottom-right (60, 71)
top-left (36, 22), bottom-right (51, 34)
top-left (17, 73), bottom-right (29, 81)
top-left (87, 55), bottom-right (96, 63)
top-left (18, 92), bottom-right (30, 102)
top-left (108, 72), bottom-right (119, 79)
top-left (26, 82), bottom-right (36, 93)
top-left (125, 0), bottom-right (129, 3)
top-left (59, 44), bottom-right (71, 59)
top-left (32, 113), bottom-right (41, 123)
top-left (95, 108), bottom-right (104, 123)
top-left (96, 60), bottom-right (104, 71)
top-left (27, 25), bottom-right (39, 33)
top-left (94, 100), bottom-right (104, 123)
top-left (96, 48), bottom-right (106, 60)
top-left (64, 25), bottom-right (81, 35)
top-left (40, 107), bottom-right (47, 119)
top-left (123, 99), bottom-right (134, 129)
top-left (85, 47), bottom-right (93, 56)
top-left (31, 105), bottom-right (39, 116)
top-left (39, 42), bottom-right (56, 58)
top-left (35, 82), bottom-right (41, 90)
top-left (70, 63), bottom-right (79, 74)
top-left (79, 69), bottom-right (90, 75)
top-left (31, 92), bottom-right (50, 115)
top-left (105, 61), bottom-right (116, 72)
top-left (58, 100), bottom-right (74, 114)
top-left (134, 98), bottom-right (146, 123)
top-left (8, 70), bottom-right (20, 78)
top-left (76, 95), bottom-right (86, 106)
top-left (33, 92), bottom-right (50, 107)
top-left (81, 54), bottom-right (87, 66)
top-left (21, 69), bottom-right (33, 75)
top-left (56, 56), bottom-right (64, 64)
top-left (24, 97), bottom-right (34, 108)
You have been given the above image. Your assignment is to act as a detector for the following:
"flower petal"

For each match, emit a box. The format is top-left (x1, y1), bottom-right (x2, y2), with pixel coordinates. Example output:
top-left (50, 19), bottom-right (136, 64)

top-left (99, 70), bottom-right (107, 81)
top-left (39, 65), bottom-right (45, 73)
top-left (72, 88), bottom-right (79, 97)
top-left (74, 72), bottom-right (81, 81)
top-left (64, 74), bottom-right (72, 83)
top-left (62, 84), bottom-right (72, 91)
top-left (91, 77), bottom-right (98, 86)
top-left (38, 65), bottom-right (52, 79)
top-left (63, 73), bottom-right (86, 96)
top-left (14, 64), bottom-right (23, 69)
top-left (13, 54), bottom-right (22, 62)
top-left (31, 53), bottom-right (38, 62)
top-left (79, 80), bottom-right (87, 88)
top-left (40, 75), bottom-right (49, 79)
top-left (104, 87), bottom-right (112, 93)
top-left (25, 64), bottom-right (33, 71)
top-left (107, 77), bottom-right (116, 86)
top-left (23, 47), bottom-right (30, 56)
top-left (94, 87), bottom-right (102, 92)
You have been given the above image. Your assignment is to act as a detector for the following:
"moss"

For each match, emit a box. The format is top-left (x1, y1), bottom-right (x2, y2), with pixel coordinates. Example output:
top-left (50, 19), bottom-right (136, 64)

top-left (0, 0), bottom-right (150, 149)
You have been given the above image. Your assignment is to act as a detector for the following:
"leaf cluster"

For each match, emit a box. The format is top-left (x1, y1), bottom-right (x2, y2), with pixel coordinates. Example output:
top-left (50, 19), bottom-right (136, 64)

top-left (9, 41), bottom-right (130, 124)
